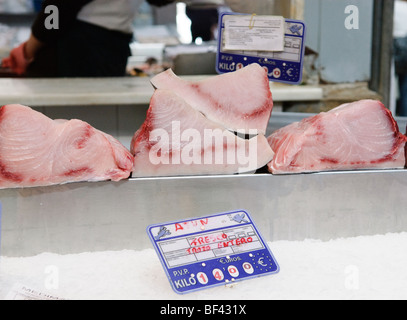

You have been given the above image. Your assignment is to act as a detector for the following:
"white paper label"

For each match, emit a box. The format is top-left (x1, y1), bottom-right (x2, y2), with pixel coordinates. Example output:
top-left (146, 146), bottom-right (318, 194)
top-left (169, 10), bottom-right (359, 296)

top-left (5, 284), bottom-right (65, 300)
top-left (224, 15), bottom-right (285, 52)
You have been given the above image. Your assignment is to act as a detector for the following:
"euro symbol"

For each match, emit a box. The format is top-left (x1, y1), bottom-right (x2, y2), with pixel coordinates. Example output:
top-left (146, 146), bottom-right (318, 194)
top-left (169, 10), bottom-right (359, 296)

top-left (258, 257), bottom-right (267, 267)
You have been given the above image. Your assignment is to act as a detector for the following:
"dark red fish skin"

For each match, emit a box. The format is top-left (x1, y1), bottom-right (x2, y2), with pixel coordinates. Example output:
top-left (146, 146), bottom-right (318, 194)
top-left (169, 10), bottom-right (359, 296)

top-left (242, 100), bottom-right (273, 121)
top-left (0, 162), bottom-right (23, 182)
top-left (320, 158), bottom-right (340, 165)
top-left (63, 167), bottom-right (94, 177)
top-left (130, 96), bottom-right (157, 155)
top-left (380, 104), bottom-right (407, 165)
top-left (187, 77), bottom-right (273, 122)
top-left (405, 141), bottom-right (407, 168)
top-left (0, 106), bottom-right (5, 119)
top-left (75, 124), bottom-right (94, 150)
top-left (247, 70), bottom-right (274, 121)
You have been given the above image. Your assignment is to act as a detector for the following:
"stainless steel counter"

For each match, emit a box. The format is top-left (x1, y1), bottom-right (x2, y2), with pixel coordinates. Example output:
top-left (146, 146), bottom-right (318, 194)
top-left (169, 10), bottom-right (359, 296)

top-left (1, 170), bottom-right (407, 257)
top-left (0, 77), bottom-right (323, 107)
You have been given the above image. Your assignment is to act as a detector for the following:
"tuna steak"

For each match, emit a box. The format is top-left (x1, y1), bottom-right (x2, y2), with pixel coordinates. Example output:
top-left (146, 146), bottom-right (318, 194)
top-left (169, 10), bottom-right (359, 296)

top-left (131, 90), bottom-right (274, 177)
top-left (268, 100), bottom-right (407, 174)
top-left (150, 63), bottom-right (273, 134)
top-left (0, 104), bottom-right (133, 188)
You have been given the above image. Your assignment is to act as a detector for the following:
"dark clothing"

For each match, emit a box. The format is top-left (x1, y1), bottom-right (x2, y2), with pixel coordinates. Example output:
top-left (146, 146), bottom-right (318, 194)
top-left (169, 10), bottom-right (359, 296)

top-left (146, 0), bottom-right (176, 6)
top-left (186, 7), bottom-right (219, 42)
top-left (57, 20), bottom-right (132, 77)
top-left (394, 36), bottom-right (407, 116)
top-left (26, 44), bottom-right (58, 77)
top-left (397, 74), bottom-right (407, 117)
top-left (32, 0), bottom-right (93, 43)
top-left (28, 0), bottom-right (133, 77)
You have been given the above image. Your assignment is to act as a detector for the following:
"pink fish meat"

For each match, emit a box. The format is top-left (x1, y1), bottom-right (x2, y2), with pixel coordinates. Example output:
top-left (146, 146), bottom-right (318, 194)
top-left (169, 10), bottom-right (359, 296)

top-left (150, 63), bottom-right (273, 134)
top-left (268, 100), bottom-right (407, 174)
top-left (131, 90), bottom-right (274, 177)
top-left (0, 104), bottom-right (134, 188)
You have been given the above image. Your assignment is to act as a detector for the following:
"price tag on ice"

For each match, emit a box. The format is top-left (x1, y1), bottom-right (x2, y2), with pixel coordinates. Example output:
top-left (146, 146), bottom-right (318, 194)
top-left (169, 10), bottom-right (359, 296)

top-left (147, 210), bottom-right (279, 295)
top-left (217, 13), bottom-right (306, 85)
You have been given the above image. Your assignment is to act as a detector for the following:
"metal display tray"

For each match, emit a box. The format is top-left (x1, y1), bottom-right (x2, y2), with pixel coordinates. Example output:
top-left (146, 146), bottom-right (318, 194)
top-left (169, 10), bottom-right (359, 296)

top-left (1, 169), bottom-right (407, 257)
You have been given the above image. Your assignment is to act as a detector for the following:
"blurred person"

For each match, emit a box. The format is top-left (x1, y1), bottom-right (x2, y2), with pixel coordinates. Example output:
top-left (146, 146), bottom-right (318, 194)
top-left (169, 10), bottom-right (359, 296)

top-left (394, 0), bottom-right (407, 116)
top-left (184, 0), bottom-right (224, 42)
top-left (225, 0), bottom-right (291, 17)
top-left (1, 0), bottom-right (175, 77)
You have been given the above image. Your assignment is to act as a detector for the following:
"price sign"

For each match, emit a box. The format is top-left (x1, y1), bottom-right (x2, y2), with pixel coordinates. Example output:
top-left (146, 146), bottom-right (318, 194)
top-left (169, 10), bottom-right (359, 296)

top-left (217, 13), bottom-right (306, 85)
top-left (147, 210), bottom-right (279, 295)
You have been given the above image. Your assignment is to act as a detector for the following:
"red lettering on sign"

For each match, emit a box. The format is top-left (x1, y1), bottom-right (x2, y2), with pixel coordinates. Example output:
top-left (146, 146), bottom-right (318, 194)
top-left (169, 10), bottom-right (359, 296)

top-left (187, 245), bottom-right (211, 255)
top-left (190, 233), bottom-right (227, 247)
top-left (218, 240), bottom-right (234, 248)
top-left (217, 237), bottom-right (253, 248)
top-left (175, 219), bottom-right (209, 233)
top-left (236, 237), bottom-right (253, 245)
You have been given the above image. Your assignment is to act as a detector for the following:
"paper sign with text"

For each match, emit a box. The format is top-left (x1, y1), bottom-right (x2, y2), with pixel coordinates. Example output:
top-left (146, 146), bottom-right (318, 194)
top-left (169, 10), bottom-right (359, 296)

top-left (6, 283), bottom-right (65, 300)
top-left (224, 15), bottom-right (285, 52)
top-left (147, 210), bottom-right (279, 294)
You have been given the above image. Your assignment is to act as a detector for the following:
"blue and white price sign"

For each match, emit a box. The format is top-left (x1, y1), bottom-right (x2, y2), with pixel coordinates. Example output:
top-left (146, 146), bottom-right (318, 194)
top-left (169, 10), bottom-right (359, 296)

top-left (217, 13), bottom-right (306, 85)
top-left (147, 210), bottom-right (279, 295)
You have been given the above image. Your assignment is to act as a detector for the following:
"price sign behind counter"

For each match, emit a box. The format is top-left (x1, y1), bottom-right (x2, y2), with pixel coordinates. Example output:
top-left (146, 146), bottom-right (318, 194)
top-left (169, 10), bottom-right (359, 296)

top-left (217, 13), bottom-right (306, 85)
top-left (147, 210), bottom-right (279, 295)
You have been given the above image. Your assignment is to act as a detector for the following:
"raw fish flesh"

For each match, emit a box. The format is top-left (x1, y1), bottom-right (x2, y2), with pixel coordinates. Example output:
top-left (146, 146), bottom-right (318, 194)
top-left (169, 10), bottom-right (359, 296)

top-left (150, 63), bottom-right (273, 134)
top-left (131, 90), bottom-right (274, 177)
top-left (0, 104), bottom-right (133, 189)
top-left (268, 100), bottom-right (407, 174)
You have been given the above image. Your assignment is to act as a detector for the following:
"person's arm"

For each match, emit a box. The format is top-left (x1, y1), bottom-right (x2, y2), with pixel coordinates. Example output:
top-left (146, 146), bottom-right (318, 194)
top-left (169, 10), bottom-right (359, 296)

top-left (24, 33), bottom-right (44, 61)
top-left (1, 0), bottom-right (92, 75)
top-left (1, 33), bottom-right (42, 75)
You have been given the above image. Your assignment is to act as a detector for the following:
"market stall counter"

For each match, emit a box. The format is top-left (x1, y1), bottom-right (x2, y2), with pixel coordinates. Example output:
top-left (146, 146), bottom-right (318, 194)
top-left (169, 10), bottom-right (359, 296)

top-left (0, 76), bottom-right (323, 107)
top-left (1, 170), bottom-right (407, 257)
